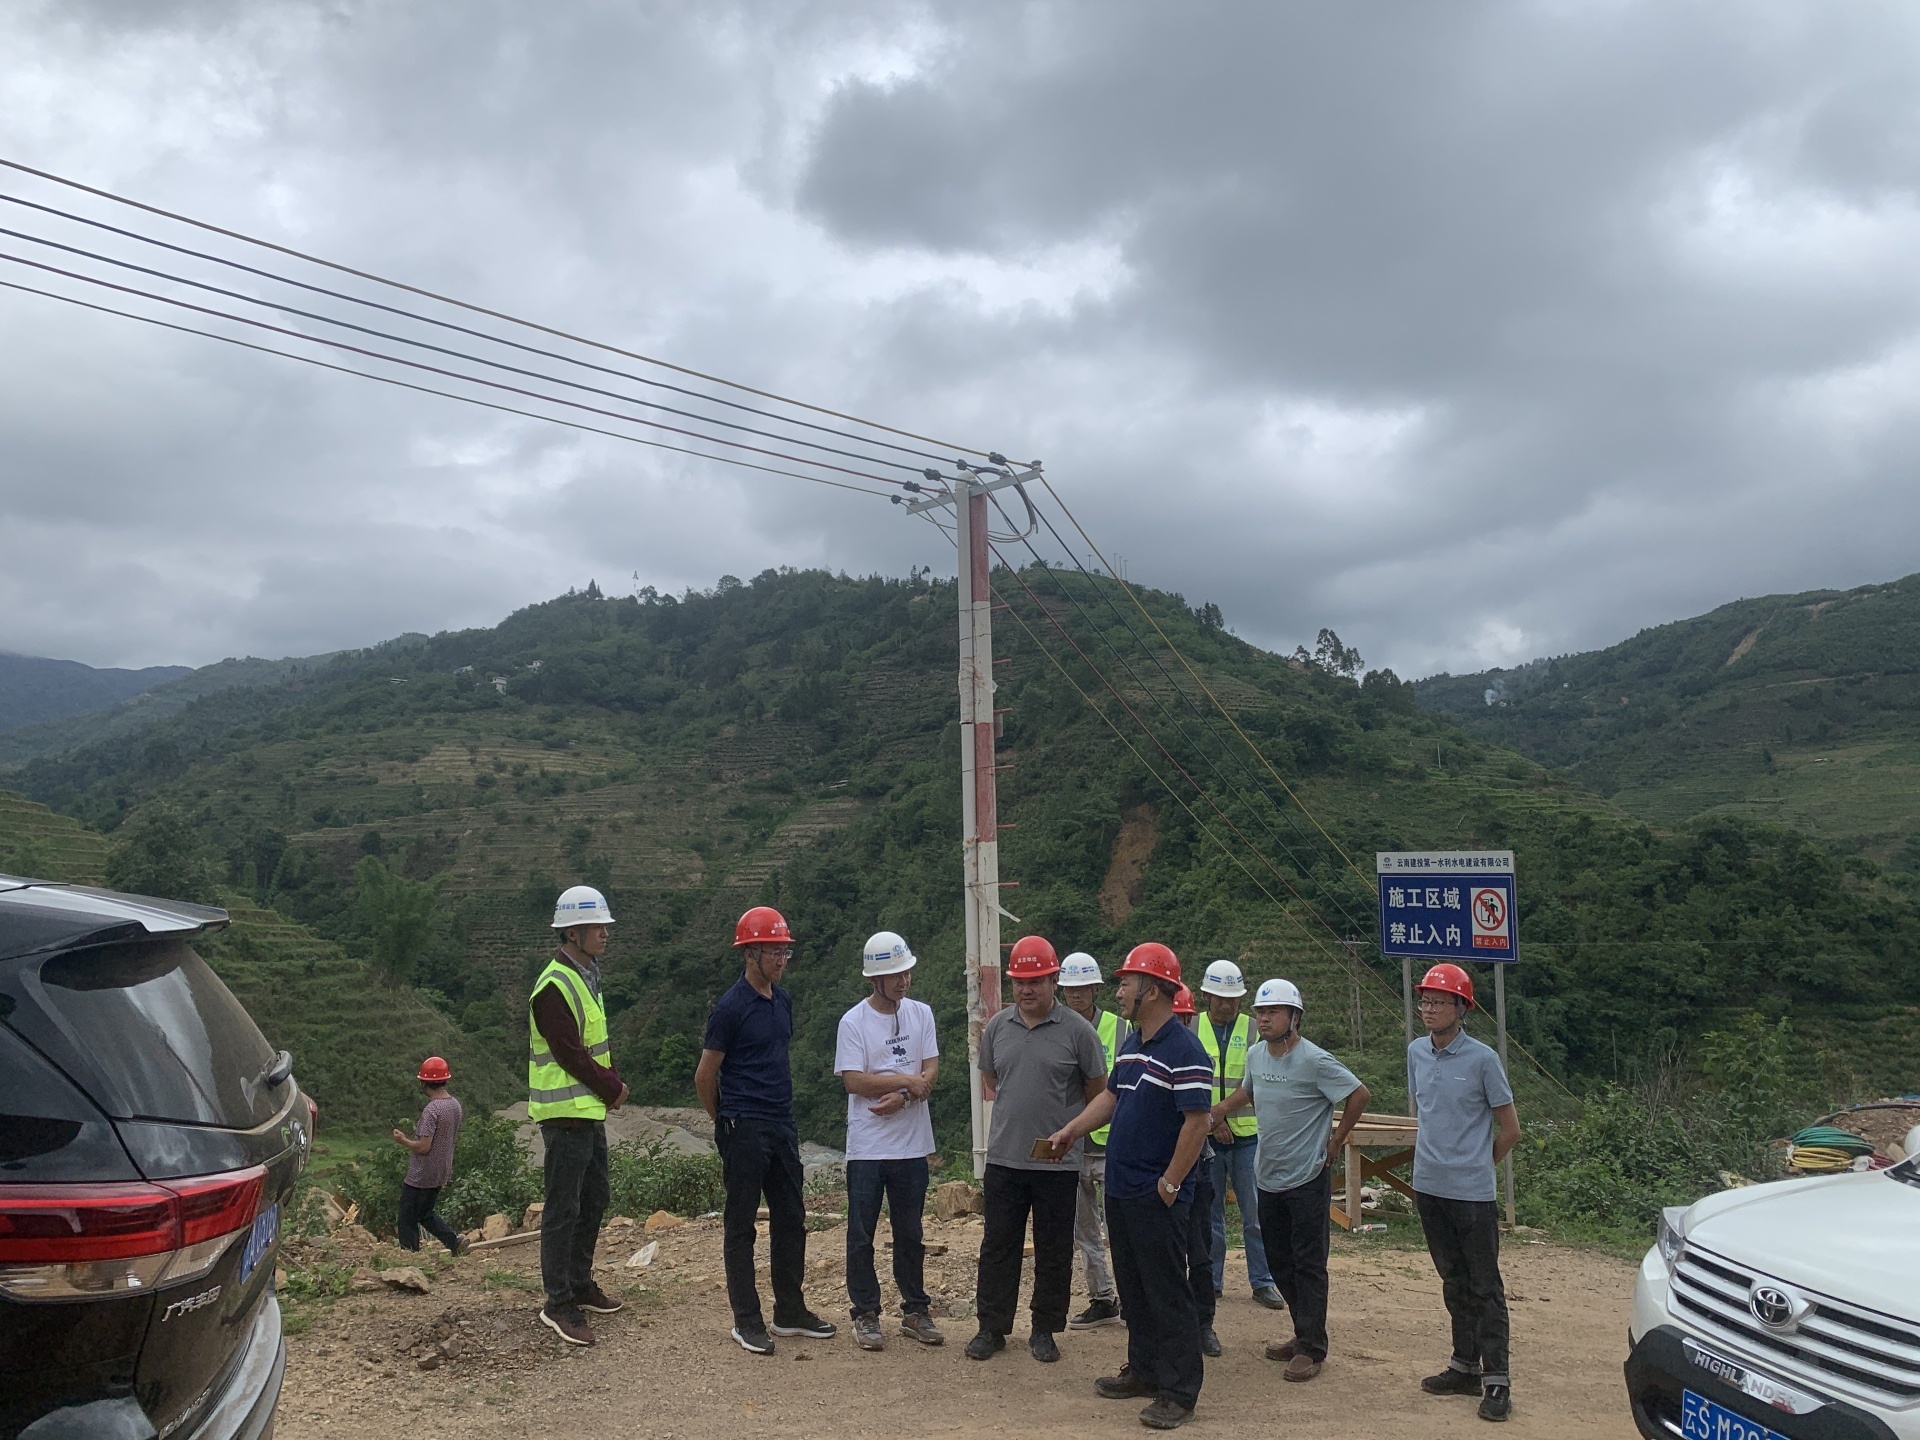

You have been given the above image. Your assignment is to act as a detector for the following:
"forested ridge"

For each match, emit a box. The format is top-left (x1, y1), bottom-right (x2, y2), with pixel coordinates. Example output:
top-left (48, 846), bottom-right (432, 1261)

top-left (5, 567), bottom-right (1916, 1155)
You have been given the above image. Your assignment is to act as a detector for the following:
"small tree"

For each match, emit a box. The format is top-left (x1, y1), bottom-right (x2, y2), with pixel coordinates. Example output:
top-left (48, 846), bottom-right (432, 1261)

top-left (354, 855), bottom-right (438, 985)
top-left (105, 804), bottom-right (219, 903)
top-left (1313, 627), bottom-right (1364, 678)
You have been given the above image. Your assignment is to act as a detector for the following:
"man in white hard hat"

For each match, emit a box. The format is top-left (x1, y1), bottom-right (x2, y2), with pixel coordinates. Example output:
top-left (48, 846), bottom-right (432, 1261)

top-left (836, 930), bottom-right (944, 1352)
top-left (528, 884), bottom-right (629, 1347)
top-left (1210, 979), bottom-right (1369, 1383)
top-left (1196, 959), bottom-right (1282, 1311)
top-left (1057, 951), bottom-right (1123, 1330)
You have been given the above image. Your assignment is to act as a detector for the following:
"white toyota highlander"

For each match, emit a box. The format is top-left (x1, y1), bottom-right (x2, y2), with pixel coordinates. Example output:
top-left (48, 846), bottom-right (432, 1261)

top-left (1626, 1151), bottom-right (1920, 1439)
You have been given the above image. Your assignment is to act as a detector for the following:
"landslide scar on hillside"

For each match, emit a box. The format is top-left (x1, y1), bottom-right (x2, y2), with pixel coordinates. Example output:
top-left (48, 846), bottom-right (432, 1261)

top-left (1100, 804), bottom-right (1159, 925)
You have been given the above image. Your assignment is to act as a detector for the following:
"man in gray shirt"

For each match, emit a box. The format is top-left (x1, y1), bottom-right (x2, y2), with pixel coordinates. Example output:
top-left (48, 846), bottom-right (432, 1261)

top-left (967, 937), bottom-right (1107, 1366)
top-left (1406, 964), bottom-right (1520, 1424)
top-left (1210, 979), bottom-right (1368, 1382)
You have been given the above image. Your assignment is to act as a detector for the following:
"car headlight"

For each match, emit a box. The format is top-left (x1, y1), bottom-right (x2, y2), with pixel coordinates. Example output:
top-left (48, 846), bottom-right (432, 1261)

top-left (1657, 1206), bottom-right (1687, 1267)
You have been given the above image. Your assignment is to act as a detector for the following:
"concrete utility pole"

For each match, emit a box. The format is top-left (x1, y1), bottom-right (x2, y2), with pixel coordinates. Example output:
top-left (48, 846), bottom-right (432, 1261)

top-left (903, 458), bottom-right (1040, 1178)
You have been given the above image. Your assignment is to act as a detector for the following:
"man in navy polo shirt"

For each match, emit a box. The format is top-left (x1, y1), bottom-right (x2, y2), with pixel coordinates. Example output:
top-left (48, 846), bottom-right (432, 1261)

top-left (1051, 942), bottom-right (1213, 1431)
top-left (696, 906), bottom-right (836, 1356)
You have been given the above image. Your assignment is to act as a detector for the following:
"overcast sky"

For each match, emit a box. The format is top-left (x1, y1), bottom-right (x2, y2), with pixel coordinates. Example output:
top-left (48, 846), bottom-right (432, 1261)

top-left (5, 2), bottom-right (1920, 678)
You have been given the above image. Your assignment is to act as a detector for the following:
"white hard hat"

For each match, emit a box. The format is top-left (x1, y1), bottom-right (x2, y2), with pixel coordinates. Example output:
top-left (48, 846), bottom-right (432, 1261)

top-left (862, 930), bottom-right (917, 977)
top-left (1059, 952), bottom-right (1103, 986)
top-left (1253, 978), bottom-right (1303, 1012)
top-left (551, 884), bottom-right (616, 928)
top-left (1200, 959), bottom-right (1246, 998)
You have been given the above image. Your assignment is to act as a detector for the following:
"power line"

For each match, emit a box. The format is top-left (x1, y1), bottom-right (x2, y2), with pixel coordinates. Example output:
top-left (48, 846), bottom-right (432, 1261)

top-left (0, 222), bottom-right (931, 477)
top-left (0, 277), bottom-right (895, 501)
top-left (0, 191), bottom-right (957, 466)
top-left (1012, 498), bottom-right (1382, 940)
top-left (0, 155), bottom-right (986, 459)
top-left (0, 249), bottom-right (913, 491)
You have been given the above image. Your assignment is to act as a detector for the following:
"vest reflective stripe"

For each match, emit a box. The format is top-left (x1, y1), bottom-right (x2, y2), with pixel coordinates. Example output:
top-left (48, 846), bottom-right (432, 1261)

top-left (1199, 1013), bottom-right (1258, 1138)
top-left (528, 957), bottom-right (610, 1122)
top-left (529, 1039), bottom-right (612, 1065)
top-left (1090, 1009), bottom-right (1122, 1147)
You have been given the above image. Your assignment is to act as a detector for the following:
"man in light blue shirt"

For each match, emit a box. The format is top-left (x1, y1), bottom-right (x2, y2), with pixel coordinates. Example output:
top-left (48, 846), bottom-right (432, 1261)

top-left (1210, 978), bottom-right (1368, 1383)
top-left (1406, 964), bottom-right (1519, 1424)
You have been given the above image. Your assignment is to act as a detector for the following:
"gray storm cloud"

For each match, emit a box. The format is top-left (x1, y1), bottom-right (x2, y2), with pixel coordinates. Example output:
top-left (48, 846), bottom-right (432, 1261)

top-left (3, 0), bottom-right (1918, 675)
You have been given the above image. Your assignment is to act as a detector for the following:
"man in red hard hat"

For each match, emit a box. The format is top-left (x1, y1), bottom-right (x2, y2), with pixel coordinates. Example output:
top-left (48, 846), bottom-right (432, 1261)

top-left (696, 906), bottom-right (835, 1356)
top-left (1408, 963), bottom-right (1520, 1423)
top-left (966, 935), bottom-right (1108, 1366)
top-left (391, 1056), bottom-right (466, 1256)
top-left (1050, 943), bottom-right (1213, 1431)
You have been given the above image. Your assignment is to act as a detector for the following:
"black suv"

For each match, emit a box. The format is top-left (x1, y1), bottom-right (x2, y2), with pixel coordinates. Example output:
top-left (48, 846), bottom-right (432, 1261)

top-left (0, 877), bottom-right (312, 1440)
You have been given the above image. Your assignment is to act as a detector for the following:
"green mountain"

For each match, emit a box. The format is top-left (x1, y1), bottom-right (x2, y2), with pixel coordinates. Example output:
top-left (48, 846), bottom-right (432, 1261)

top-left (1414, 575), bottom-right (1920, 866)
top-left (0, 790), bottom-right (515, 1130)
top-left (0, 652), bottom-right (191, 734)
top-left (10, 570), bottom-right (1918, 1150)
top-left (0, 651), bottom-right (342, 771)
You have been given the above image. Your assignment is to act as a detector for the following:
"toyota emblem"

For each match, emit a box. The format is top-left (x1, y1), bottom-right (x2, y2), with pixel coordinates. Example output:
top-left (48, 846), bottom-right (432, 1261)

top-left (1749, 1283), bottom-right (1798, 1330)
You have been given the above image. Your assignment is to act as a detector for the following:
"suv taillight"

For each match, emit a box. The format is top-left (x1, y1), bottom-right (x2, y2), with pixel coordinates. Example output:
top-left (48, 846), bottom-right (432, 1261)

top-left (0, 1166), bottom-right (266, 1301)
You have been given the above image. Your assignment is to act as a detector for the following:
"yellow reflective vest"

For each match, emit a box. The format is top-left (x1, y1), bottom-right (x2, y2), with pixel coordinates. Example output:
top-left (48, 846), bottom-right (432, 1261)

top-left (527, 956), bottom-right (612, 1122)
top-left (1090, 1009), bottom-right (1123, 1147)
top-left (1198, 1012), bottom-right (1258, 1139)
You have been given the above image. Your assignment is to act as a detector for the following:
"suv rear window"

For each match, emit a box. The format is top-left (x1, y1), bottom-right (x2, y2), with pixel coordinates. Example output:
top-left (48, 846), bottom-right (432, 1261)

top-left (37, 938), bottom-right (283, 1128)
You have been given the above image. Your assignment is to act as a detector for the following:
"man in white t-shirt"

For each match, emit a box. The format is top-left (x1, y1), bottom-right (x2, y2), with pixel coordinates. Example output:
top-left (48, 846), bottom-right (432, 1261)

top-left (836, 930), bottom-right (943, 1352)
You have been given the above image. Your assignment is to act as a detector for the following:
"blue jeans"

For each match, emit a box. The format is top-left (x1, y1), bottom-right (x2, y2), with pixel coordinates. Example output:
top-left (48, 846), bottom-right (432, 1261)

top-left (1207, 1135), bottom-right (1273, 1292)
top-left (845, 1157), bottom-right (931, 1320)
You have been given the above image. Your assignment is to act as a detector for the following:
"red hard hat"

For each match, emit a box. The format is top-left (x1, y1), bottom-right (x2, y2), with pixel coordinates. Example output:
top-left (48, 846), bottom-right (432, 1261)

top-left (1416, 963), bottom-right (1475, 1009)
top-left (734, 906), bottom-right (793, 947)
top-left (1006, 935), bottom-right (1060, 979)
top-left (417, 1055), bottom-right (452, 1083)
top-left (1171, 983), bottom-right (1196, 1016)
top-left (1117, 941), bottom-right (1181, 985)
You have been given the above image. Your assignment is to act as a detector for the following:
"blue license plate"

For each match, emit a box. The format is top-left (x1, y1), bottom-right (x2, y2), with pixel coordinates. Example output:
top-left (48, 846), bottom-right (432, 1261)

top-left (240, 1201), bottom-right (279, 1283)
top-left (1683, 1390), bottom-right (1787, 1440)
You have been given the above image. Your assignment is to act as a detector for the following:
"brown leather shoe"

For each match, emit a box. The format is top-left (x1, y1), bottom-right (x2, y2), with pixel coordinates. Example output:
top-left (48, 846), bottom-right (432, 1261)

top-left (1284, 1352), bottom-right (1322, 1382)
top-left (1265, 1339), bottom-right (1297, 1362)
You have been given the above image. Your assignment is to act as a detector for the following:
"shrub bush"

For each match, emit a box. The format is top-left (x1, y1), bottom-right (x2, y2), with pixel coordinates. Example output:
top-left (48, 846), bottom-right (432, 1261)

top-left (608, 1139), bottom-right (723, 1217)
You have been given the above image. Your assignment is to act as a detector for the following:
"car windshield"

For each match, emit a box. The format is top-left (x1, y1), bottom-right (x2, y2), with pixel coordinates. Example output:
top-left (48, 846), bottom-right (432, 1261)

top-left (37, 937), bottom-right (283, 1128)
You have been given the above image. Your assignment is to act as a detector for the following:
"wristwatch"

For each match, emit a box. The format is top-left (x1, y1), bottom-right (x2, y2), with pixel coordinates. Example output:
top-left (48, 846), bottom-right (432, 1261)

top-left (1157, 1177), bottom-right (1177, 1196)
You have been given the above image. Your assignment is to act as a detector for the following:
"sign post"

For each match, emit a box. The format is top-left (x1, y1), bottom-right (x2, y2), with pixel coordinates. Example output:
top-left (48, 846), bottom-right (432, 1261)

top-left (1377, 850), bottom-right (1519, 1229)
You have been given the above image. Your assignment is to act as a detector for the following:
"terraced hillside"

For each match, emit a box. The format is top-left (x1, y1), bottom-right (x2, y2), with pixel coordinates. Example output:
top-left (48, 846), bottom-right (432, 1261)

top-left (1415, 573), bottom-right (1920, 863)
top-left (0, 789), bottom-right (514, 1128)
top-left (12, 570), bottom-right (1920, 1149)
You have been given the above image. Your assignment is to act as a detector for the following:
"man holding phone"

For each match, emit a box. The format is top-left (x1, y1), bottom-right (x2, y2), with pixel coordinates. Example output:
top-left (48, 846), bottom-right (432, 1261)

top-left (967, 936), bottom-right (1107, 1366)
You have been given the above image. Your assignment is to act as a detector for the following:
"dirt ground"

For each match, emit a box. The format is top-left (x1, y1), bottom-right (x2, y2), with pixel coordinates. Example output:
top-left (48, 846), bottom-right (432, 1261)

top-left (275, 1213), bottom-right (1640, 1439)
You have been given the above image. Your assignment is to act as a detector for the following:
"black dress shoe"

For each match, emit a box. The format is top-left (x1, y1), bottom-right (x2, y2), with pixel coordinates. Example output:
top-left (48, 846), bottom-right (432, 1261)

top-left (1200, 1326), bottom-right (1222, 1358)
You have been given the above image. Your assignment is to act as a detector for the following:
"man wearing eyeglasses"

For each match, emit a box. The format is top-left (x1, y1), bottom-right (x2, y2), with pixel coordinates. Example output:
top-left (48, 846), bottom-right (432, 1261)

top-left (1407, 964), bottom-right (1520, 1424)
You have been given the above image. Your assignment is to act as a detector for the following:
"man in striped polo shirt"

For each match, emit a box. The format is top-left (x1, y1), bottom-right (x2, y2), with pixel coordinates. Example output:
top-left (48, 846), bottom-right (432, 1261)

top-left (1050, 942), bottom-right (1213, 1431)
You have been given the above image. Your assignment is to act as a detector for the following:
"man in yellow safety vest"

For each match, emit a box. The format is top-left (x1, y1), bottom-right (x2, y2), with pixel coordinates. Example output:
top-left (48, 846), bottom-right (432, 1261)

top-left (1196, 959), bottom-right (1283, 1311)
top-left (1058, 951), bottom-right (1123, 1330)
top-left (528, 884), bottom-right (629, 1347)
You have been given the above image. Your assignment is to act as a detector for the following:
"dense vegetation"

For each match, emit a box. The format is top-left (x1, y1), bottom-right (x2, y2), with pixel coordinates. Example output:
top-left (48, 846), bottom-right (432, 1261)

top-left (7, 569), bottom-right (1916, 1174)
top-left (1416, 574), bottom-right (1920, 865)
top-left (0, 652), bottom-right (189, 734)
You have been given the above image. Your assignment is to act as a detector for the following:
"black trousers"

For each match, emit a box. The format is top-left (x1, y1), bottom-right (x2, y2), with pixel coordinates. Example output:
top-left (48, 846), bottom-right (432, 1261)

top-left (975, 1164), bottom-right (1078, 1337)
top-left (717, 1115), bottom-right (808, 1330)
top-left (539, 1119), bottom-right (608, 1309)
top-left (1257, 1165), bottom-right (1334, 1361)
top-left (845, 1157), bottom-right (931, 1320)
top-left (1415, 1191), bottom-right (1510, 1385)
top-left (1106, 1192), bottom-right (1204, 1410)
top-left (396, 1183), bottom-right (461, 1254)
top-left (1186, 1166), bottom-right (1216, 1329)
